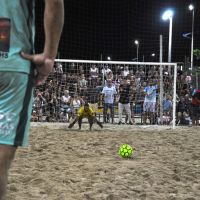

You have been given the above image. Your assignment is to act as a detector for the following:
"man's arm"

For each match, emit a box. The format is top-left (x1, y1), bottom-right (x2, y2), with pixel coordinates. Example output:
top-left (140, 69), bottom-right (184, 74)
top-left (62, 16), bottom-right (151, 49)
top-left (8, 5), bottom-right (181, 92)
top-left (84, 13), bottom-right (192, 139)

top-left (22, 0), bottom-right (64, 86)
top-left (43, 0), bottom-right (64, 59)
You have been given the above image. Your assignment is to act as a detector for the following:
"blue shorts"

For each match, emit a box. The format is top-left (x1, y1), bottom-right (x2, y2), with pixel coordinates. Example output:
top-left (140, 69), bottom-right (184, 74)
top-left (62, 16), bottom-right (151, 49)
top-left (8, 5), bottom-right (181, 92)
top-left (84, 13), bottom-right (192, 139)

top-left (0, 72), bottom-right (33, 147)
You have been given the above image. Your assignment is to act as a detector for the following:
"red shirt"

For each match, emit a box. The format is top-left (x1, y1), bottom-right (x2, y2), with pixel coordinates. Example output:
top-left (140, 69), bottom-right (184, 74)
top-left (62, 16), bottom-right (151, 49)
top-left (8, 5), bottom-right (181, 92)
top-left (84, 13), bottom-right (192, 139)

top-left (192, 90), bottom-right (200, 105)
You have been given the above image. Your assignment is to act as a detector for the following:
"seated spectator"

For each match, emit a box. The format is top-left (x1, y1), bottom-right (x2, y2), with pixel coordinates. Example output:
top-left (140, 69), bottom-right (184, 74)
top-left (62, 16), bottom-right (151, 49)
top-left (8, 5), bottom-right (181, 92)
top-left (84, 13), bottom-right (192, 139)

top-left (79, 74), bottom-right (87, 88)
top-left (71, 93), bottom-right (84, 118)
top-left (176, 96), bottom-right (190, 125)
top-left (179, 111), bottom-right (192, 125)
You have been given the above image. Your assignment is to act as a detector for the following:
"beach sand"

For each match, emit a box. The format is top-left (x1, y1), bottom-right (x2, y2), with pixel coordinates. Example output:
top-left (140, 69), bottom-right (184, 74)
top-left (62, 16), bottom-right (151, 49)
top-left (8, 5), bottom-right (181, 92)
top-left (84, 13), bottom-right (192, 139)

top-left (6, 123), bottom-right (200, 200)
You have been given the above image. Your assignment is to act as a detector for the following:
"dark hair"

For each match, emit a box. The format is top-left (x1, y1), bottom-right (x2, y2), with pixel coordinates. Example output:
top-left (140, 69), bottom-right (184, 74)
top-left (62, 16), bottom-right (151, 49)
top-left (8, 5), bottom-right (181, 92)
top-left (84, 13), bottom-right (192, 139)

top-left (84, 102), bottom-right (89, 107)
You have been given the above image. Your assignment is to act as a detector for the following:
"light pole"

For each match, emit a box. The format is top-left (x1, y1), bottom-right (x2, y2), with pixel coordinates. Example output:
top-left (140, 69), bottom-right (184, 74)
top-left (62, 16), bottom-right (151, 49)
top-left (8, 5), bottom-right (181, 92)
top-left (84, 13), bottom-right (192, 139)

top-left (189, 4), bottom-right (194, 71)
top-left (134, 40), bottom-right (139, 62)
top-left (134, 40), bottom-right (139, 69)
top-left (162, 9), bottom-right (174, 65)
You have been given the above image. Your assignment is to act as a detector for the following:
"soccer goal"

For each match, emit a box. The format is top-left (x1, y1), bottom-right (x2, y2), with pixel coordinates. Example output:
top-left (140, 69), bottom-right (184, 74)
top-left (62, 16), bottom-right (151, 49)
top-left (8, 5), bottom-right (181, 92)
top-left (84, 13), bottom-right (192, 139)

top-left (48, 59), bottom-right (177, 128)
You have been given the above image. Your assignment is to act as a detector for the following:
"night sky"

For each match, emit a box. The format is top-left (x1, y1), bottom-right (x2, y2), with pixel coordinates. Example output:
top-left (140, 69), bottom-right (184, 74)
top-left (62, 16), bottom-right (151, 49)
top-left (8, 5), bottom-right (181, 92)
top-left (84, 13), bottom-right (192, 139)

top-left (35, 0), bottom-right (200, 64)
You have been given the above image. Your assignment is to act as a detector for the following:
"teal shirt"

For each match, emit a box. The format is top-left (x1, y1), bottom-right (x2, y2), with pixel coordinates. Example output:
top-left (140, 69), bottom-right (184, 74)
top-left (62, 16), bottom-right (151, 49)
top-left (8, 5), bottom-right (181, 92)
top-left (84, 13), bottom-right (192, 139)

top-left (0, 0), bottom-right (35, 74)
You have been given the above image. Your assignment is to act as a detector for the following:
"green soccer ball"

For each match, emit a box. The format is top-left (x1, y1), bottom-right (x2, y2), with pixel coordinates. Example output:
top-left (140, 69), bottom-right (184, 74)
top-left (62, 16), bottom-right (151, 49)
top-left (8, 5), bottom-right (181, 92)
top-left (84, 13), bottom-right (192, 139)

top-left (119, 144), bottom-right (133, 158)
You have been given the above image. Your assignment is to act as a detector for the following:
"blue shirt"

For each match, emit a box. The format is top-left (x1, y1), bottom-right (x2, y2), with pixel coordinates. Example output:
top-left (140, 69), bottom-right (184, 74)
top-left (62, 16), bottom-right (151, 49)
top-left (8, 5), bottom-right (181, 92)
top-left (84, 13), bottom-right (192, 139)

top-left (144, 85), bottom-right (158, 103)
top-left (0, 0), bottom-right (35, 74)
top-left (163, 99), bottom-right (172, 111)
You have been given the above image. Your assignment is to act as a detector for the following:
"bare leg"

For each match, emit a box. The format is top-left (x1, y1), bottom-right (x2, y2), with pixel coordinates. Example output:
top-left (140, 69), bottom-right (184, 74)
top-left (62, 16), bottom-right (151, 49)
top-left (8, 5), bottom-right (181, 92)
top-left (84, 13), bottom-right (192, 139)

top-left (0, 145), bottom-right (16, 200)
top-left (92, 116), bottom-right (103, 129)
top-left (78, 117), bottom-right (83, 130)
top-left (68, 117), bottom-right (78, 128)
top-left (143, 112), bottom-right (147, 124)
top-left (88, 116), bottom-right (93, 131)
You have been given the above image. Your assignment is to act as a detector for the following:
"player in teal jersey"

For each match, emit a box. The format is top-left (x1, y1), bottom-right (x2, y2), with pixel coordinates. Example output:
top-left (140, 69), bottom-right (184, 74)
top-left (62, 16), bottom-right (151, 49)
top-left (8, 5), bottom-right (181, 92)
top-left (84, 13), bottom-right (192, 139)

top-left (0, 1), bottom-right (64, 199)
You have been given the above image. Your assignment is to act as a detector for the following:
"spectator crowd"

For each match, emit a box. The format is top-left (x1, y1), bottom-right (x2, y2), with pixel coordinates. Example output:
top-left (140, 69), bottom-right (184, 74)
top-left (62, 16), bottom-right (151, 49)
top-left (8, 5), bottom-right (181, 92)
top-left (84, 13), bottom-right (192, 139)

top-left (31, 62), bottom-right (199, 126)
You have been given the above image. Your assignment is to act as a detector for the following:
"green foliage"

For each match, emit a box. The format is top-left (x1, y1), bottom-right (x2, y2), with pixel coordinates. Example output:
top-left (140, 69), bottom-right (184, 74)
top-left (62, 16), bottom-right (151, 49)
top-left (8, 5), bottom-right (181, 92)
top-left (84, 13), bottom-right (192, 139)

top-left (193, 49), bottom-right (200, 59)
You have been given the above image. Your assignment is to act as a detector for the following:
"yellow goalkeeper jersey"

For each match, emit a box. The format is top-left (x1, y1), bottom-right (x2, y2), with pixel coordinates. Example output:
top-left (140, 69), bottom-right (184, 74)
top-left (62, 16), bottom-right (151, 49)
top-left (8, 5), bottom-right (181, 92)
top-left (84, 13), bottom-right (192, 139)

top-left (77, 106), bottom-right (94, 118)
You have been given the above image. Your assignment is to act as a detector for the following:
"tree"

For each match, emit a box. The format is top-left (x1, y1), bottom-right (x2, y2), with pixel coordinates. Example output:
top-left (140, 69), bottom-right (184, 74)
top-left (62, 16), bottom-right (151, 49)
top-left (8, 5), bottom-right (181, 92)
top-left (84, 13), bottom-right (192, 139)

top-left (193, 49), bottom-right (200, 60)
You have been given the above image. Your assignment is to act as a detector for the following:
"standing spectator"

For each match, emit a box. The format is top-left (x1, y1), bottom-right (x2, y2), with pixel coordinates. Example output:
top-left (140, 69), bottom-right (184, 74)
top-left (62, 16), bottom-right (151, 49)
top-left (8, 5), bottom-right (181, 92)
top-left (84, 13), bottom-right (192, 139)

top-left (162, 95), bottom-right (173, 125)
top-left (122, 66), bottom-right (130, 77)
top-left (102, 65), bottom-right (112, 79)
top-left (143, 80), bottom-right (158, 125)
top-left (90, 64), bottom-right (98, 76)
top-left (79, 65), bottom-right (85, 75)
top-left (102, 79), bottom-right (117, 123)
top-left (191, 89), bottom-right (200, 125)
top-left (60, 74), bottom-right (67, 87)
top-left (0, 0), bottom-right (64, 199)
top-left (118, 78), bottom-right (133, 125)
top-left (105, 71), bottom-right (114, 82)
top-left (89, 64), bottom-right (99, 86)
top-left (86, 83), bottom-right (102, 117)
top-left (55, 62), bottom-right (63, 74)
top-left (49, 93), bottom-right (59, 122)
top-left (60, 90), bottom-right (72, 122)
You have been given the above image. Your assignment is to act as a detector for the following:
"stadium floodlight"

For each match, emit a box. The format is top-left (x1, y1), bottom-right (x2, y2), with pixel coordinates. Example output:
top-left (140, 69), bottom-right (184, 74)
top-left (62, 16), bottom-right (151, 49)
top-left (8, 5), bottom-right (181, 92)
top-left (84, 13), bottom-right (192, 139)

top-left (162, 9), bottom-right (174, 72)
top-left (134, 40), bottom-right (139, 45)
top-left (162, 10), bottom-right (173, 20)
top-left (189, 4), bottom-right (194, 71)
top-left (189, 4), bottom-right (194, 11)
top-left (107, 56), bottom-right (111, 61)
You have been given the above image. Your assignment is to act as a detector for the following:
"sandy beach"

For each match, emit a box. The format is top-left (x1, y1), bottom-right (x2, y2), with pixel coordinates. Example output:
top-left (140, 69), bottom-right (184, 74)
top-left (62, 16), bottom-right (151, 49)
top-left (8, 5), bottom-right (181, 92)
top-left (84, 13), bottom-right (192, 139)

top-left (6, 123), bottom-right (200, 200)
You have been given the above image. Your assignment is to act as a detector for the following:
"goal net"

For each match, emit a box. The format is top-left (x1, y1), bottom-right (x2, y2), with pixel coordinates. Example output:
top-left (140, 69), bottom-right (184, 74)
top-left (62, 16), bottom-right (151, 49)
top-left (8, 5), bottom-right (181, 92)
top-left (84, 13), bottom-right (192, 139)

top-left (32, 59), bottom-right (178, 128)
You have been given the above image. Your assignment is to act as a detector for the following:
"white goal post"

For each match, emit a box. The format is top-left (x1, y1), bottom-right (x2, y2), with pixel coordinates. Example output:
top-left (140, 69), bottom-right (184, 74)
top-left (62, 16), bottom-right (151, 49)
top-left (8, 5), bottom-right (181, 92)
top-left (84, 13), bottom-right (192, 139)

top-left (54, 59), bottom-right (177, 128)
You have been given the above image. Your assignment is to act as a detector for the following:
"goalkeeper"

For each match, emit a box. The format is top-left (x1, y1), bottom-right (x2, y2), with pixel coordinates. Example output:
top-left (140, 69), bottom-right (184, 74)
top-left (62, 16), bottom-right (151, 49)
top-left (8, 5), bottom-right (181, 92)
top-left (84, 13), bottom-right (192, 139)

top-left (68, 103), bottom-right (103, 130)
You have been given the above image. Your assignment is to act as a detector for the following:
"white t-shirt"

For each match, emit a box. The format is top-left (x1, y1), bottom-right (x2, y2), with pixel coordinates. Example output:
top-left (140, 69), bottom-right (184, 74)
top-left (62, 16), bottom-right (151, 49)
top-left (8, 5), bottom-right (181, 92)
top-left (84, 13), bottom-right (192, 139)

top-left (90, 67), bottom-right (98, 78)
top-left (102, 86), bottom-right (117, 104)
top-left (144, 85), bottom-right (157, 103)
top-left (61, 95), bottom-right (71, 107)
top-left (72, 99), bottom-right (81, 109)
top-left (102, 68), bottom-right (112, 76)
top-left (123, 70), bottom-right (129, 77)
